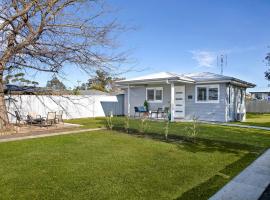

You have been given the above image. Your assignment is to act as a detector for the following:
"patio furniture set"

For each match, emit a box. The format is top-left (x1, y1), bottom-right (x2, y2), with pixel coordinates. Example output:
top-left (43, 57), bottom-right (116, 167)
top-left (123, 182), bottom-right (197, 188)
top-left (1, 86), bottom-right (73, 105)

top-left (134, 106), bottom-right (169, 119)
top-left (15, 110), bottom-right (64, 127)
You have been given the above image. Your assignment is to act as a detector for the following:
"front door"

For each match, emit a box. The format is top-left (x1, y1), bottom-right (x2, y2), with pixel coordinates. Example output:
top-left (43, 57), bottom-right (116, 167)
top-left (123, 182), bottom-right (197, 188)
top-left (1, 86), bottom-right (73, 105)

top-left (174, 86), bottom-right (185, 119)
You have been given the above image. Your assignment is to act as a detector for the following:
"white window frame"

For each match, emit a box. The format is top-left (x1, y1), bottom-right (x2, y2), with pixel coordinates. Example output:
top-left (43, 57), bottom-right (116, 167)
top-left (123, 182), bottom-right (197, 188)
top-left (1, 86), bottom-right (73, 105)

top-left (195, 84), bottom-right (220, 103)
top-left (146, 87), bottom-right (163, 103)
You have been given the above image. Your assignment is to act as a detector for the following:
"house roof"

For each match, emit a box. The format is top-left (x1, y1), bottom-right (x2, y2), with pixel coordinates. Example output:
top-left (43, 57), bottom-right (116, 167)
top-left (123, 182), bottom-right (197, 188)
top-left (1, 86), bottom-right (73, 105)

top-left (117, 72), bottom-right (194, 84)
top-left (116, 71), bottom-right (255, 88)
top-left (249, 87), bottom-right (270, 93)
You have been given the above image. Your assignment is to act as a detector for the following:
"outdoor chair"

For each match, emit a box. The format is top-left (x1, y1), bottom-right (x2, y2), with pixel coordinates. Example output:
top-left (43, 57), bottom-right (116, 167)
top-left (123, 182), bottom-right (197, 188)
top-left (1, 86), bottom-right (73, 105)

top-left (150, 107), bottom-right (163, 119)
top-left (26, 114), bottom-right (43, 127)
top-left (15, 111), bottom-right (26, 127)
top-left (134, 106), bottom-right (148, 117)
top-left (41, 112), bottom-right (56, 127)
top-left (163, 107), bottom-right (170, 119)
top-left (55, 110), bottom-right (64, 124)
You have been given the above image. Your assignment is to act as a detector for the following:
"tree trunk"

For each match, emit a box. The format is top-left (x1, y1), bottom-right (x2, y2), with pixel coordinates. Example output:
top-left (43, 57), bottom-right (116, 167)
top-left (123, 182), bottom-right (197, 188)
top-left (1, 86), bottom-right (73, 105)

top-left (0, 72), bottom-right (9, 130)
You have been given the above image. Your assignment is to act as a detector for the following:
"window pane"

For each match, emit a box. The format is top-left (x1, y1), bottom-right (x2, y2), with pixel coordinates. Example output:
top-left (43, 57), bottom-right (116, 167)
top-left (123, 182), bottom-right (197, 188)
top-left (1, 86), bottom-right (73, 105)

top-left (156, 89), bottom-right (162, 101)
top-left (147, 89), bottom-right (154, 101)
top-left (209, 88), bottom-right (218, 100)
top-left (197, 87), bottom-right (207, 101)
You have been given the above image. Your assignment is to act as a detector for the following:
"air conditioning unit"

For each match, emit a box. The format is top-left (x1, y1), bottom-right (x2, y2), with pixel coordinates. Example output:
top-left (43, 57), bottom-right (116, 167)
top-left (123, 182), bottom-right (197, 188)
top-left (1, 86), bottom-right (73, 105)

top-left (236, 113), bottom-right (244, 121)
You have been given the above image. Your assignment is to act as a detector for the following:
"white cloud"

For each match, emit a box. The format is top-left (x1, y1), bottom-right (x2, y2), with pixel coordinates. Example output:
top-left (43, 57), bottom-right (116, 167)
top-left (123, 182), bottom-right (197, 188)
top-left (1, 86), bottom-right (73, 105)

top-left (191, 50), bottom-right (216, 68)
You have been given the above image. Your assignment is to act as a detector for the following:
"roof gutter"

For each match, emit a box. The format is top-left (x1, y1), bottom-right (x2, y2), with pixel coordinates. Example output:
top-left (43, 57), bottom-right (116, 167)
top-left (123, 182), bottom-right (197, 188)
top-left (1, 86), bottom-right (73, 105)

top-left (116, 78), bottom-right (195, 85)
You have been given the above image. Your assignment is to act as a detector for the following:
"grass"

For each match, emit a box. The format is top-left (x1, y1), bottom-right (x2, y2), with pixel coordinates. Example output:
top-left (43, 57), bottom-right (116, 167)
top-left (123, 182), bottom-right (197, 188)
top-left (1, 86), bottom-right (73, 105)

top-left (1, 116), bottom-right (269, 199)
top-left (0, 130), bottom-right (257, 200)
top-left (233, 113), bottom-right (270, 128)
top-left (66, 117), bottom-right (270, 149)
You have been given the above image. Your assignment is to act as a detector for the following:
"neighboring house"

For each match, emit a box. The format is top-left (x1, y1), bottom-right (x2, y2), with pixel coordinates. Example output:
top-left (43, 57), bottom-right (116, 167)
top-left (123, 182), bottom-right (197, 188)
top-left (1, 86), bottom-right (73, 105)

top-left (116, 72), bottom-right (255, 122)
top-left (249, 87), bottom-right (270, 100)
top-left (4, 84), bottom-right (70, 95)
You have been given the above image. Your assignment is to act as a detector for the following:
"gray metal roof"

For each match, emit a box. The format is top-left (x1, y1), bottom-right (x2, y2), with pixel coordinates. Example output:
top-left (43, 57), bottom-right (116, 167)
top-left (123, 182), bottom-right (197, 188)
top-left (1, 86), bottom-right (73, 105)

top-left (249, 87), bottom-right (270, 93)
top-left (185, 72), bottom-right (234, 81)
top-left (117, 71), bottom-right (255, 88)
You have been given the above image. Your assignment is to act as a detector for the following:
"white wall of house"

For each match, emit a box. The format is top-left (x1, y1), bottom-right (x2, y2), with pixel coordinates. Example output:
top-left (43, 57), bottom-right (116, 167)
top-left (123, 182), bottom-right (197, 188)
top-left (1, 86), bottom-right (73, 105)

top-left (5, 95), bottom-right (118, 123)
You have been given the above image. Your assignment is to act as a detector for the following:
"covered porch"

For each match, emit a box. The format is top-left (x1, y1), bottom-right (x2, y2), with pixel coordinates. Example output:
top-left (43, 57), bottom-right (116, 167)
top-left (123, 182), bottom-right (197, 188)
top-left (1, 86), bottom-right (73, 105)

top-left (117, 72), bottom-right (195, 121)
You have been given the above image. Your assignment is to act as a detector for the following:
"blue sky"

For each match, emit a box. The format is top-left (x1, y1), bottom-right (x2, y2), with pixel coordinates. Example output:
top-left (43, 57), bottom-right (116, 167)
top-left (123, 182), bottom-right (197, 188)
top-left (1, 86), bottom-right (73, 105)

top-left (36, 0), bottom-right (270, 88)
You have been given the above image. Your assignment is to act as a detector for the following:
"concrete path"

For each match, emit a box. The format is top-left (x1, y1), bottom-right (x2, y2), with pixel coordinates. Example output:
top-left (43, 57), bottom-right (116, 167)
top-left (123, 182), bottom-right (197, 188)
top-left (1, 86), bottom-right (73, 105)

top-left (204, 122), bottom-right (270, 131)
top-left (0, 128), bottom-right (105, 143)
top-left (210, 149), bottom-right (270, 200)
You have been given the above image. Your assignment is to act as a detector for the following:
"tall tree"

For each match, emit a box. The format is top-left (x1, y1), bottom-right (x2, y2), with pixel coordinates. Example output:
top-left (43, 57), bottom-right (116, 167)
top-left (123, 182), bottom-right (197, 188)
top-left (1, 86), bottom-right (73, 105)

top-left (46, 76), bottom-right (66, 90)
top-left (0, 0), bottom-right (125, 130)
top-left (87, 70), bottom-right (112, 92)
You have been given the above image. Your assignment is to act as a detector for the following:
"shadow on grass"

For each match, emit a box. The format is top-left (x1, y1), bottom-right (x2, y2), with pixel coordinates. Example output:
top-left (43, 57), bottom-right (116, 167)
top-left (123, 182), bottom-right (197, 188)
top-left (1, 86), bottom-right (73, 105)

top-left (109, 126), bottom-right (262, 200)
top-left (90, 118), bottom-right (264, 200)
top-left (112, 125), bottom-right (264, 153)
top-left (175, 152), bottom-right (258, 200)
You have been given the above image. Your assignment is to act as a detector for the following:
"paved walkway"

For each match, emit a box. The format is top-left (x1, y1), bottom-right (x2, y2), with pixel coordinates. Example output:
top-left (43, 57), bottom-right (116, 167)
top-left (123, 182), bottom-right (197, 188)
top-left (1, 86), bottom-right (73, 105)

top-left (204, 122), bottom-right (270, 131)
top-left (0, 128), bottom-right (105, 143)
top-left (210, 149), bottom-right (270, 200)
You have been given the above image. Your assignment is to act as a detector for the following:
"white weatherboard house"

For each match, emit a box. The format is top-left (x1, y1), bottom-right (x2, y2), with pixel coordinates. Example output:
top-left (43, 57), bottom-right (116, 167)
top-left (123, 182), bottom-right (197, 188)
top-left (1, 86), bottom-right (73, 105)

top-left (117, 72), bottom-right (255, 122)
top-left (249, 87), bottom-right (270, 100)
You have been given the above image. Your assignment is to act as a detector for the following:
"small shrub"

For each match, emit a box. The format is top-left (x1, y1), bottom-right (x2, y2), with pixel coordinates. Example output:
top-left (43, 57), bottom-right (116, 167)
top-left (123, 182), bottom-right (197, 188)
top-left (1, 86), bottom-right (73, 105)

top-left (105, 111), bottom-right (114, 130)
top-left (139, 117), bottom-right (148, 133)
top-left (124, 115), bottom-right (130, 133)
top-left (144, 100), bottom-right (149, 111)
top-left (164, 119), bottom-right (170, 140)
top-left (185, 115), bottom-right (200, 143)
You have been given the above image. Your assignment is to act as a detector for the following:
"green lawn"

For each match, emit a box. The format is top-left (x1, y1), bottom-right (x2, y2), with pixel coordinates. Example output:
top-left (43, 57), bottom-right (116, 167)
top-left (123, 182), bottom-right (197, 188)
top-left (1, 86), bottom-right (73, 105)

top-left (1, 117), bottom-right (270, 200)
top-left (66, 117), bottom-right (270, 149)
top-left (0, 130), bottom-right (256, 200)
top-left (233, 113), bottom-right (270, 128)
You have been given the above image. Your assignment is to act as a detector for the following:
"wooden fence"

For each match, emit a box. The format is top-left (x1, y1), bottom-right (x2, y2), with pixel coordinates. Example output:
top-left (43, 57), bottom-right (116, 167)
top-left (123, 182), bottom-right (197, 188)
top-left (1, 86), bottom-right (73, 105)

top-left (246, 100), bottom-right (270, 113)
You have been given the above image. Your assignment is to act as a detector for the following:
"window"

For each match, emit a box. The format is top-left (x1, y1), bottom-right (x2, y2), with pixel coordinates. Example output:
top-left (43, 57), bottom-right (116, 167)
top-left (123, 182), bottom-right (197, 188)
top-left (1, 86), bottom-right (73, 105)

top-left (209, 88), bottom-right (218, 100)
top-left (195, 85), bottom-right (219, 103)
top-left (146, 87), bottom-right (163, 102)
top-left (147, 89), bottom-right (154, 101)
top-left (197, 87), bottom-right (207, 101)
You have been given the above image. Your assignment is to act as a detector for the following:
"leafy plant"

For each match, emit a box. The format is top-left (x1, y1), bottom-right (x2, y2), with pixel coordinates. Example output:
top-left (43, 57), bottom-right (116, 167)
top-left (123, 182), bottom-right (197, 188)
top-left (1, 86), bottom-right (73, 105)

top-left (139, 117), bottom-right (148, 133)
top-left (185, 116), bottom-right (200, 143)
top-left (124, 115), bottom-right (130, 133)
top-left (106, 112), bottom-right (114, 130)
top-left (144, 100), bottom-right (149, 111)
top-left (164, 119), bottom-right (170, 140)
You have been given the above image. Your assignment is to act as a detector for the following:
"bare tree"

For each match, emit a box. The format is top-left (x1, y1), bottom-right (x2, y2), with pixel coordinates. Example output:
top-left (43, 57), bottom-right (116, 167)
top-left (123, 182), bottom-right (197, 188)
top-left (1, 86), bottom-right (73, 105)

top-left (0, 0), bottom-right (126, 130)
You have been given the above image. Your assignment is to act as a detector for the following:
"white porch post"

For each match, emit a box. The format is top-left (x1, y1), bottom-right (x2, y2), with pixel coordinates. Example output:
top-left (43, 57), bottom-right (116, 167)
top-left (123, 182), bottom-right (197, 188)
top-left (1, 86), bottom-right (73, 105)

top-left (170, 82), bottom-right (175, 121)
top-left (127, 84), bottom-right (130, 117)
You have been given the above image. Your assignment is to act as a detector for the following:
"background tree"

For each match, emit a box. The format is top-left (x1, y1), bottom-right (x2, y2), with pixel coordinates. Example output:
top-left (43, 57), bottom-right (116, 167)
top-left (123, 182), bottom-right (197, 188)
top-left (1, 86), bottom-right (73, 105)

top-left (0, 0), bottom-right (126, 130)
top-left (4, 73), bottom-right (38, 86)
top-left (264, 53), bottom-right (270, 80)
top-left (46, 76), bottom-right (66, 90)
top-left (85, 70), bottom-right (125, 92)
top-left (87, 70), bottom-right (112, 92)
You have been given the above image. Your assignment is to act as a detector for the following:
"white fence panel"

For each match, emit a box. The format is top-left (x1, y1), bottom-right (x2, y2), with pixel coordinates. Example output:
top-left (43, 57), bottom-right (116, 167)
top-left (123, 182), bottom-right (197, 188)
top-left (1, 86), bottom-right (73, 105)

top-left (246, 100), bottom-right (270, 113)
top-left (5, 95), bottom-right (118, 122)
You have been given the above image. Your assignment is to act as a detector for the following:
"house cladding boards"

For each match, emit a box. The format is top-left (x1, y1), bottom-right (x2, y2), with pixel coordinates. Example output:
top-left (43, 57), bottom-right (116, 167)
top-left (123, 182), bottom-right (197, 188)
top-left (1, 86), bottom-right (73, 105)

top-left (125, 83), bottom-right (227, 121)
top-left (124, 84), bottom-right (171, 116)
top-left (120, 72), bottom-right (254, 122)
top-left (185, 83), bottom-right (227, 122)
